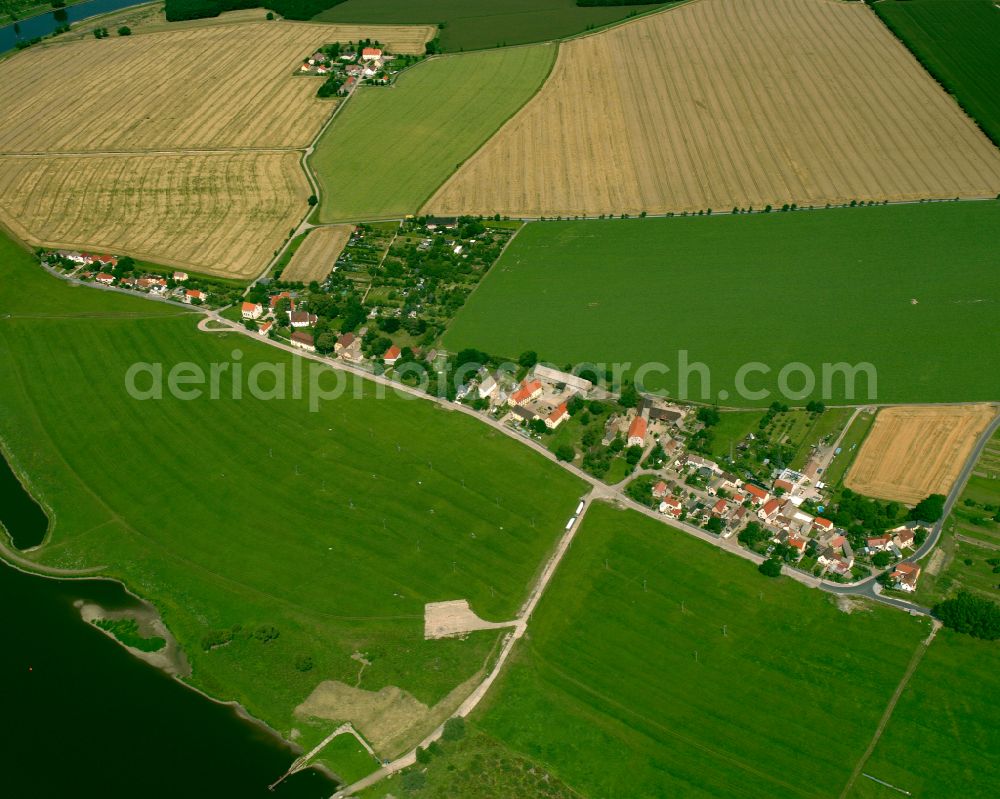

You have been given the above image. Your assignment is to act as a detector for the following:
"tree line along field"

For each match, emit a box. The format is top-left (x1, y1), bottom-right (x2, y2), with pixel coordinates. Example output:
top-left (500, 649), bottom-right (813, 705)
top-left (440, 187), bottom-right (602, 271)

top-left (316, 0), bottom-right (672, 52)
top-left (445, 503), bottom-right (933, 798)
top-left (844, 404), bottom-right (997, 505)
top-left (280, 224), bottom-right (354, 283)
top-left (0, 231), bottom-right (585, 776)
top-left (442, 202), bottom-right (1000, 406)
top-left (310, 44), bottom-right (556, 221)
top-left (425, 0), bottom-right (1000, 218)
top-left (0, 151), bottom-right (311, 278)
top-left (875, 0), bottom-right (1000, 147)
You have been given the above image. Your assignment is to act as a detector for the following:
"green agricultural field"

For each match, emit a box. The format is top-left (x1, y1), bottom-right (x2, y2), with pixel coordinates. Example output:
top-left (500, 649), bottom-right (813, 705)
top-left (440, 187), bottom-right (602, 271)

top-left (310, 45), bottom-right (555, 222)
top-left (443, 203), bottom-right (1000, 406)
top-left (0, 232), bottom-right (584, 775)
top-left (316, 0), bottom-right (671, 52)
top-left (875, 0), bottom-right (1000, 145)
top-left (456, 503), bottom-right (931, 799)
top-left (848, 630), bottom-right (1000, 799)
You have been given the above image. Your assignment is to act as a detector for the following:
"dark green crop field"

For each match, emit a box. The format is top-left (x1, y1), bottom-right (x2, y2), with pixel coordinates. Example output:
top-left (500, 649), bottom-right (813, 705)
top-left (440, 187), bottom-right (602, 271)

top-left (463, 503), bottom-right (930, 798)
top-left (0, 232), bottom-right (584, 776)
top-left (315, 0), bottom-right (671, 52)
top-left (875, 0), bottom-right (1000, 146)
top-left (847, 630), bottom-right (1000, 799)
top-left (442, 202), bottom-right (1000, 406)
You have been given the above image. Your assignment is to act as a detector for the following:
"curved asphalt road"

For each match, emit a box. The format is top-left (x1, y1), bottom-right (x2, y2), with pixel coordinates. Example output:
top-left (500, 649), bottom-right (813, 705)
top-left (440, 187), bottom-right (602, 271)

top-left (822, 410), bottom-right (1000, 614)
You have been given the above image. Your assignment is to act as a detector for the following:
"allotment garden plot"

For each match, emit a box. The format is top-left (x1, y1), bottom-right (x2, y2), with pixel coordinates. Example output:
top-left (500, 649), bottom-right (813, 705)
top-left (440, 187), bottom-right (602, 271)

top-left (426, 0), bottom-right (1000, 217)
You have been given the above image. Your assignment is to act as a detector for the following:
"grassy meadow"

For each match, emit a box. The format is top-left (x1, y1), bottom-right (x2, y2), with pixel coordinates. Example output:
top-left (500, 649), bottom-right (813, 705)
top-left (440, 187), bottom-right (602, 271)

top-left (442, 203), bottom-right (1000, 406)
top-left (848, 630), bottom-right (1000, 799)
top-left (459, 503), bottom-right (930, 798)
top-left (0, 232), bottom-right (584, 773)
top-left (875, 0), bottom-right (1000, 145)
top-left (311, 45), bottom-right (555, 221)
top-left (316, 0), bottom-right (672, 51)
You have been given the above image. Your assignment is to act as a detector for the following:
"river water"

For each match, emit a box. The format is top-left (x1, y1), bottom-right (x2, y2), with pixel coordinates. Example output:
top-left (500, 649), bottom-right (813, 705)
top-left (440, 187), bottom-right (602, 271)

top-left (0, 0), bottom-right (146, 53)
top-left (0, 448), bottom-right (336, 796)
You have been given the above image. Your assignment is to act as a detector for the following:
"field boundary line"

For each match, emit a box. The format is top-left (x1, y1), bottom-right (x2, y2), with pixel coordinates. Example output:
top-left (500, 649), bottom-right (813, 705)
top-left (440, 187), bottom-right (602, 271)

top-left (414, 42), bottom-right (560, 214)
top-left (838, 621), bottom-right (941, 799)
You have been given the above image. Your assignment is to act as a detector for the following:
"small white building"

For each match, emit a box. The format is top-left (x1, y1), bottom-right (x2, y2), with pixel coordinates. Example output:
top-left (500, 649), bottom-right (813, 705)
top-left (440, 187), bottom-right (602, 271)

top-left (242, 302), bottom-right (263, 320)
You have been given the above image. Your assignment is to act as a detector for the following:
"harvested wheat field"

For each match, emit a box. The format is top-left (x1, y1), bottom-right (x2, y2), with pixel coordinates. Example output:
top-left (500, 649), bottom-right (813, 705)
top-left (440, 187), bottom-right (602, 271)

top-left (282, 225), bottom-right (354, 283)
top-left (0, 152), bottom-right (310, 278)
top-left (425, 0), bottom-right (1000, 218)
top-left (0, 21), bottom-right (433, 153)
top-left (845, 404), bottom-right (997, 504)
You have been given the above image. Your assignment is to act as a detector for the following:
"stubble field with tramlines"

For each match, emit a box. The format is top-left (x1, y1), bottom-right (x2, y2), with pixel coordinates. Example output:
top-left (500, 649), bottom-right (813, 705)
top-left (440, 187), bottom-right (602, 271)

top-left (0, 152), bottom-right (310, 278)
top-left (845, 404), bottom-right (997, 504)
top-left (425, 0), bottom-right (1000, 218)
top-left (281, 225), bottom-right (354, 283)
top-left (0, 18), bottom-right (435, 278)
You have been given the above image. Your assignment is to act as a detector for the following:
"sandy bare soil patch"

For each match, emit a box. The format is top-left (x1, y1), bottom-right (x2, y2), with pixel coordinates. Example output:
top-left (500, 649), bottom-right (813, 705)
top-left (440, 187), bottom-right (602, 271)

top-left (0, 151), bottom-right (310, 278)
top-left (282, 225), bottom-right (353, 283)
top-left (424, 599), bottom-right (517, 640)
top-left (845, 405), bottom-right (997, 504)
top-left (296, 673), bottom-right (479, 756)
top-left (0, 21), bottom-right (432, 153)
top-left (425, 0), bottom-right (1000, 217)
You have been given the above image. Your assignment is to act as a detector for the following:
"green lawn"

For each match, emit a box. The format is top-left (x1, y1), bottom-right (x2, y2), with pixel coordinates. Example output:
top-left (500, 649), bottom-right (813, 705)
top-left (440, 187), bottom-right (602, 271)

top-left (315, 0), bottom-right (672, 52)
top-left (848, 630), bottom-right (1000, 799)
top-left (311, 45), bottom-right (555, 221)
top-left (875, 0), bottom-right (1000, 145)
top-left (0, 232), bottom-right (584, 774)
top-left (443, 203), bottom-right (1000, 406)
top-left (460, 502), bottom-right (929, 799)
top-left (823, 410), bottom-right (876, 488)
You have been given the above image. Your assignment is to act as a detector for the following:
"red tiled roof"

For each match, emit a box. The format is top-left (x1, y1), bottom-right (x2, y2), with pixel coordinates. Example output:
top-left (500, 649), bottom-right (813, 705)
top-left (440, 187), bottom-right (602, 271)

top-left (761, 499), bottom-right (780, 516)
top-left (242, 302), bottom-right (259, 312)
top-left (745, 484), bottom-right (768, 501)
top-left (510, 379), bottom-right (541, 404)
top-left (548, 402), bottom-right (568, 422)
top-left (814, 517), bottom-right (833, 530)
top-left (384, 344), bottom-right (401, 361)
top-left (627, 416), bottom-right (647, 440)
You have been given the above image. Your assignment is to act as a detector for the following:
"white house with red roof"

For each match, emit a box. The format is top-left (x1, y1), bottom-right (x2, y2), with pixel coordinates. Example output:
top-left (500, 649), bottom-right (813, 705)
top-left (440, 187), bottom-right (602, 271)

top-left (712, 498), bottom-right (731, 518)
top-left (743, 484), bottom-right (769, 506)
top-left (173, 271), bottom-right (189, 282)
top-left (627, 415), bottom-right (647, 447)
top-left (888, 525), bottom-right (918, 549)
top-left (652, 480), bottom-right (669, 499)
top-left (383, 344), bottom-right (402, 365)
top-left (813, 517), bottom-right (834, 534)
top-left (258, 320), bottom-right (273, 336)
top-left (508, 379), bottom-right (542, 406)
top-left (758, 498), bottom-right (781, 522)
top-left (545, 402), bottom-right (569, 430)
top-left (184, 289), bottom-right (207, 304)
top-left (658, 496), bottom-right (682, 517)
top-left (890, 562), bottom-right (921, 592)
top-left (290, 331), bottom-right (315, 352)
top-left (361, 47), bottom-right (382, 61)
top-left (95, 272), bottom-right (115, 284)
top-left (242, 301), bottom-right (263, 320)
top-left (866, 536), bottom-right (892, 553)
top-left (288, 310), bottom-right (317, 328)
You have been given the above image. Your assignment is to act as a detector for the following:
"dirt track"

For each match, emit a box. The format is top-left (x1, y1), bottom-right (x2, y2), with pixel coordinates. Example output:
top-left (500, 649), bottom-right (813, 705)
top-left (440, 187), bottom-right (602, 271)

top-left (425, 0), bottom-right (1000, 217)
top-left (846, 404), bottom-right (997, 504)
